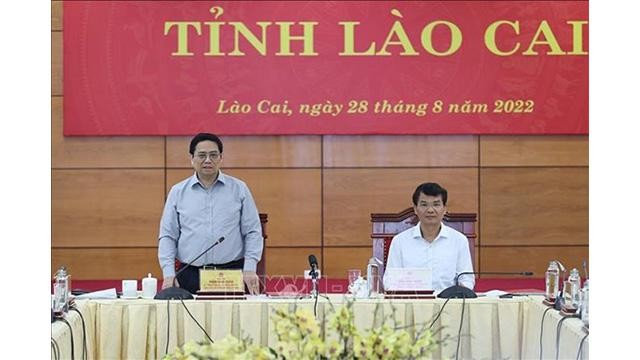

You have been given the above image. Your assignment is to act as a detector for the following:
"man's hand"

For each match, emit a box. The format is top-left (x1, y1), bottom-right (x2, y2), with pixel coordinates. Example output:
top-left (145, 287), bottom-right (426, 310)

top-left (243, 271), bottom-right (260, 295)
top-left (162, 276), bottom-right (179, 289)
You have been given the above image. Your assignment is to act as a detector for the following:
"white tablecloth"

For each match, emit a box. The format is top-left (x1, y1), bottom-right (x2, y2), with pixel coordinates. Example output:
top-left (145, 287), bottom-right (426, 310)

top-left (522, 297), bottom-right (589, 359)
top-left (51, 302), bottom-right (97, 360)
top-left (51, 295), bottom-right (588, 359)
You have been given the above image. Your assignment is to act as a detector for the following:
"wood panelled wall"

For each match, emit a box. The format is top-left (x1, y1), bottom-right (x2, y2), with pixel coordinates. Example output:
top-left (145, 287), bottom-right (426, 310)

top-left (51, 1), bottom-right (588, 280)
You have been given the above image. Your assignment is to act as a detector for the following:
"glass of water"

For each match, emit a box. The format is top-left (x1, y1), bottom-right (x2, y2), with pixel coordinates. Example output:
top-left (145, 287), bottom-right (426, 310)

top-left (347, 269), bottom-right (361, 286)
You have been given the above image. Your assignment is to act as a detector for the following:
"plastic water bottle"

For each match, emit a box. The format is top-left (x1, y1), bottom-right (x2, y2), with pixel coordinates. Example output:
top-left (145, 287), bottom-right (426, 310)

top-left (545, 261), bottom-right (559, 301)
top-left (367, 257), bottom-right (380, 297)
top-left (53, 266), bottom-right (70, 315)
top-left (581, 279), bottom-right (589, 326)
top-left (563, 268), bottom-right (581, 310)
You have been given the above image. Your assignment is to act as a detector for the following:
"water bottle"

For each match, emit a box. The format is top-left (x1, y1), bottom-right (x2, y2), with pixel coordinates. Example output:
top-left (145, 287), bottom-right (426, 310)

top-left (580, 279), bottom-right (589, 327)
top-left (367, 257), bottom-right (380, 297)
top-left (545, 261), bottom-right (559, 301)
top-left (563, 268), bottom-right (581, 310)
top-left (53, 266), bottom-right (70, 315)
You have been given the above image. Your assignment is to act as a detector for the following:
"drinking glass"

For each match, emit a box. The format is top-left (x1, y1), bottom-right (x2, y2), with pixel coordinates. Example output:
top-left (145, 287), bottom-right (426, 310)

top-left (347, 269), bottom-right (361, 285)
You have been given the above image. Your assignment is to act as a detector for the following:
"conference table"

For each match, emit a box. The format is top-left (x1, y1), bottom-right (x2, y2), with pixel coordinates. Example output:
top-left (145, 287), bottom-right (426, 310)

top-left (51, 295), bottom-right (588, 359)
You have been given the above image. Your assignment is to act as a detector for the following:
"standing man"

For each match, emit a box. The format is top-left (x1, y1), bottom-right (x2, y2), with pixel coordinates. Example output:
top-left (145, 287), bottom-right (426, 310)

top-left (384, 182), bottom-right (475, 291)
top-left (158, 133), bottom-right (263, 295)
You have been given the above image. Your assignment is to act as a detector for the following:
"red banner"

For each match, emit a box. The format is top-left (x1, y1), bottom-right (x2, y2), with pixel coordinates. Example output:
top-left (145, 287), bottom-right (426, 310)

top-left (63, 1), bottom-right (588, 135)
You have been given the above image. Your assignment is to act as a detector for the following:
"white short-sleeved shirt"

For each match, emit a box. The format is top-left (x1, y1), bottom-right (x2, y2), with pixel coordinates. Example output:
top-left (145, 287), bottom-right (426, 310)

top-left (384, 222), bottom-right (475, 291)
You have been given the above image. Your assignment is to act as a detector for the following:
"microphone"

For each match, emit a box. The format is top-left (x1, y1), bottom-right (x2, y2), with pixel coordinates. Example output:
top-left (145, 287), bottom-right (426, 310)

top-left (550, 260), bottom-right (567, 310)
top-left (308, 254), bottom-right (319, 278)
top-left (155, 237), bottom-right (225, 300)
top-left (553, 260), bottom-right (566, 273)
top-left (307, 254), bottom-right (320, 299)
top-left (438, 271), bottom-right (533, 299)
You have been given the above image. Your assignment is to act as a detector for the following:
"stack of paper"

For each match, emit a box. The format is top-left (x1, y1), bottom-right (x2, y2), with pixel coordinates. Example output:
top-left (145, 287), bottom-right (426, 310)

top-left (74, 288), bottom-right (118, 299)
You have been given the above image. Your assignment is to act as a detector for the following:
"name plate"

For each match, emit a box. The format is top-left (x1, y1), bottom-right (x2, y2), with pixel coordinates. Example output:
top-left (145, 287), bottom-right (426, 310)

top-left (199, 269), bottom-right (244, 293)
top-left (384, 267), bottom-right (432, 291)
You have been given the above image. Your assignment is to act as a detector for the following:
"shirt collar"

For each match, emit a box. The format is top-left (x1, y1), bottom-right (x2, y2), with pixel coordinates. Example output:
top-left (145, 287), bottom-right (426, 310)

top-left (411, 222), bottom-right (449, 242)
top-left (189, 170), bottom-right (227, 189)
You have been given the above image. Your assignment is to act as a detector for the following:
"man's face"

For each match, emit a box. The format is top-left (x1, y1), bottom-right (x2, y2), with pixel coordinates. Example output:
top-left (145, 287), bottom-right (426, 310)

top-left (191, 140), bottom-right (223, 178)
top-left (413, 193), bottom-right (447, 226)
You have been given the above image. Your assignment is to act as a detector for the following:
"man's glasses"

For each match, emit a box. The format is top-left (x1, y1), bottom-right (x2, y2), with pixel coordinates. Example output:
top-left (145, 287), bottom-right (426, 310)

top-left (417, 201), bottom-right (444, 210)
top-left (195, 152), bottom-right (220, 161)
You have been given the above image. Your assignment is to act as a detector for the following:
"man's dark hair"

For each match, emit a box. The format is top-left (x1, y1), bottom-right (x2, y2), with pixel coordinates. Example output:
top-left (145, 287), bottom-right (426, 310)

top-left (189, 133), bottom-right (223, 155)
top-left (412, 182), bottom-right (448, 205)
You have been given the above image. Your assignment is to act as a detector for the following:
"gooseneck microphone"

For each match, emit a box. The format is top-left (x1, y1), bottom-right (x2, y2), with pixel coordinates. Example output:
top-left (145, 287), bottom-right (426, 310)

top-left (308, 255), bottom-right (319, 278)
top-left (155, 237), bottom-right (225, 300)
top-left (438, 271), bottom-right (534, 299)
top-left (307, 254), bottom-right (322, 317)
top-left (308, 254), bottom-right (320, 297)
top-left (436, 270), bottom-right (533, 360)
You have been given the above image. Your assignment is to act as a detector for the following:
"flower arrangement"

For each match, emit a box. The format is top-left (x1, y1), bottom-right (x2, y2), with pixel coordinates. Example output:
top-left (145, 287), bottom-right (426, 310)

top-left (163, 335), bottom-right (274, 360)
top-left (164, 300), bottom-right (436, 360)
top-left (325, 301), bottom-right (436, 359)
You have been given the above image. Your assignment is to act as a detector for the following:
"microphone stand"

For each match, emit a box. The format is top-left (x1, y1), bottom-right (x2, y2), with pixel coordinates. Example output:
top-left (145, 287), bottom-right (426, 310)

top-left (310, 267), bottom-right (319, 298)
top-left (300, 255), bottom-right (330, 300)
top-left (299, 267), bottom-right (330, 303)
top-left (553, 260), bottom-right (567, 311)
top-left (306, 266), bottom-right (330, 318)
top-left (438, 271), bottom-right (534, 299)
top-left (299, 267), bottom-right (329, 298)
top-left (155, 237), bottom-right (225, 300)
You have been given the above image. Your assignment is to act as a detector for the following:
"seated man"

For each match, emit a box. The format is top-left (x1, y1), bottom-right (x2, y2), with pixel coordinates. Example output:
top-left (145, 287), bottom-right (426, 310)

top-left (383, 182), bottom-right (475, 291)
